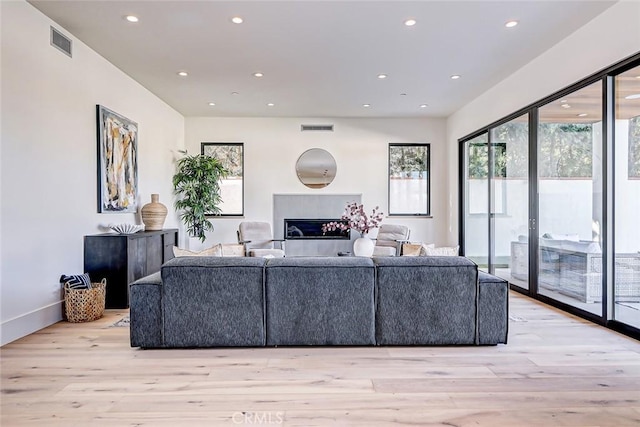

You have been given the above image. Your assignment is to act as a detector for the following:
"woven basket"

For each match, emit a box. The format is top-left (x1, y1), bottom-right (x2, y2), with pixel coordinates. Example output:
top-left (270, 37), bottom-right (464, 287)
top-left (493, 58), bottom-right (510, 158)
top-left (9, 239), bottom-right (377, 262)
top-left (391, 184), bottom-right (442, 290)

top-left (64, 279), bottom-right (106, 323)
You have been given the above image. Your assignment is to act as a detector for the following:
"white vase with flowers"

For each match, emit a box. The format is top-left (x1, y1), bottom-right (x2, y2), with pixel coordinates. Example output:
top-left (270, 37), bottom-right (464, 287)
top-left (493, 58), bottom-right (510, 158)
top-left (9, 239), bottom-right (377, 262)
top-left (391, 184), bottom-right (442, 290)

top-left (322, 202), bottom-right (384, 257)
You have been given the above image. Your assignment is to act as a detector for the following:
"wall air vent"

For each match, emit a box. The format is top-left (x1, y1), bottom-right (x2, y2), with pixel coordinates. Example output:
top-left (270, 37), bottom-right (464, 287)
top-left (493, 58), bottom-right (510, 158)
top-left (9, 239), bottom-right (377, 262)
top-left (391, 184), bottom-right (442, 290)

top-left (50, 26), bottom-right (72, 57)
top-left (301, 124), bottom-right (334, 132)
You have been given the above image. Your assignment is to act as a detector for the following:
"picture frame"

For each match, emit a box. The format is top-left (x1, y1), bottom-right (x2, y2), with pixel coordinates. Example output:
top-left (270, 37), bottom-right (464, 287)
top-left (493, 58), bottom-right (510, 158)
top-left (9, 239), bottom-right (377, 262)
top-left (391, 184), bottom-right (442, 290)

top-left (96, 105), bottom-right (138, 213)
top-left (201, 142), bottom-right (244, 216)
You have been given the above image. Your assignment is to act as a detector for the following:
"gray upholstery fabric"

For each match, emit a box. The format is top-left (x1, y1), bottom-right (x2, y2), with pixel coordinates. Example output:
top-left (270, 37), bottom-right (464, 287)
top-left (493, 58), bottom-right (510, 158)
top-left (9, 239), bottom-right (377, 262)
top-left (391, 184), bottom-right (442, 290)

top-left (374, 256), bottom-right (478, 345)
top-left (129, 255), bottom-right (508, 348)
top-left (129, 272), bottom-right (163, 348)
top-left (478, 272), bottom-right (509, 345)
top-left (161, 257), bottom-right (267, 347)
top-left (265, 257), bottom-right (376, 346)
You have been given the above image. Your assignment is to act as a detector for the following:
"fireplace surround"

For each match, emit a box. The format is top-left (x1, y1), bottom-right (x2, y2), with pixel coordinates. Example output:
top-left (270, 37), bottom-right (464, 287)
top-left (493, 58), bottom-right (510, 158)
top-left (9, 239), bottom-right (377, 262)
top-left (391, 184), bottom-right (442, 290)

top-left (273, 194), bottom-right (361, 256)
top-left (284, 219), bottom-right (350, 240)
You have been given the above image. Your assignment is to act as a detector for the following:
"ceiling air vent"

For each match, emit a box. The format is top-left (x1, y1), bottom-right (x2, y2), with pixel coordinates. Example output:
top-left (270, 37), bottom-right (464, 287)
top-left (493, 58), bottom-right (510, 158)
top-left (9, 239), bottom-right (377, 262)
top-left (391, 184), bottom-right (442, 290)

top-left (50, 26), bottom-right (72, 57)
top-left (301, 124), bottom-right (334, 132)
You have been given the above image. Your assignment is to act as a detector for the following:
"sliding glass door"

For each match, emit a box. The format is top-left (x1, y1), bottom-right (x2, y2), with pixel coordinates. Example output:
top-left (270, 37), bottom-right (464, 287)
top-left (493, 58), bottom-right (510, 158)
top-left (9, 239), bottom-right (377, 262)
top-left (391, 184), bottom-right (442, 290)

top-left (537, 81), bottom-right (603, 315)
top-left (462, 115), bottom-right (529, 288)
top-left (490, 115), bottom-right (529, 289)
top-left (464, 133), bottom-right (489, 271)
top-left (613, 66), bottom-right (640, 329)
top-left (460, 54), bottom-right (640, 338)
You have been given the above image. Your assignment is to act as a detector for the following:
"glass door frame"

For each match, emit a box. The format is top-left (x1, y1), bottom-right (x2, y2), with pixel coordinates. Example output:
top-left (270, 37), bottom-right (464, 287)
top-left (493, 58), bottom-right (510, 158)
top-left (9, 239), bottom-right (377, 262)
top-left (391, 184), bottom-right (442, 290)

top-left (458, 52), bottom-right (640, 340)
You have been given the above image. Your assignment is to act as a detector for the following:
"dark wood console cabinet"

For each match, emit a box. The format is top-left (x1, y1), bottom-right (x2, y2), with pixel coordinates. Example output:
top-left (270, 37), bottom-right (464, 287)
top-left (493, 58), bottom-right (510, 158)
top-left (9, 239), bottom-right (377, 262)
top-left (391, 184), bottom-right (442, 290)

top-left (84, 229), bottom-right (178, 308)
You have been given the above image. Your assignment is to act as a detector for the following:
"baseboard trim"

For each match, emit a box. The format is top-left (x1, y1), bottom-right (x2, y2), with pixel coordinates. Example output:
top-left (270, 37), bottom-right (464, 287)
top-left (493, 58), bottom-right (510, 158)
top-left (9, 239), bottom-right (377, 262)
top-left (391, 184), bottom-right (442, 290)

top-left (1, 301), bottom-right (63, 346)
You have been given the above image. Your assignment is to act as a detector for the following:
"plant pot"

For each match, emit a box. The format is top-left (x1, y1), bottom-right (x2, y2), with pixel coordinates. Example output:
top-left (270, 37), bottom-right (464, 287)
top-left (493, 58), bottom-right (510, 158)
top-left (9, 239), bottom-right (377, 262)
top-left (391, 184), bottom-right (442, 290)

top-left (141, 194), bottom-right (168, 231)
top-left (353, 236), bottom-right (374, 257)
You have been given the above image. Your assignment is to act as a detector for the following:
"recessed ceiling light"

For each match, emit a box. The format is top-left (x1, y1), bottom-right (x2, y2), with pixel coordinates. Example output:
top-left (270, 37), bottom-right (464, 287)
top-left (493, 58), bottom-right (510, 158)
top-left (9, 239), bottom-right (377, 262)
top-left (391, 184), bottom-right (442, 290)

top-left (404, 19), bottom-right (417, 26)
top-left (231, 16), bottom-right (243, 24)
top-left (419, 104), bottom-right (428, 108)
top-left (253, 72), bottom-right (263, 78)
top-left (577, 113), bottom-right (588, 117)
top-left (560, 99), bottom-right (568, 103)
top-left (177, 71), bottom-right (188, 77)
top-left (377, 74), bottom-right (388, 79)
top-left (561, 104), bottom-right (571, 109)
top-left (635, 75), bottom-right (640, 79)
top-left (505, 20), bottom-right (518, 28)
top-left (625, 93), bottom-right (640, 100)
top-left (363, 104), bottom-right (371, 108)
top-left (125, 15), bottom-right (139, 23)
top-left (231, 91), bottom-right (239, 95)
top-left (208, 102), bottom-right (216, 106)
top-left (450, 75), bottom-right (461, 80)
top-left (267, 103), bottom-right (275, 107)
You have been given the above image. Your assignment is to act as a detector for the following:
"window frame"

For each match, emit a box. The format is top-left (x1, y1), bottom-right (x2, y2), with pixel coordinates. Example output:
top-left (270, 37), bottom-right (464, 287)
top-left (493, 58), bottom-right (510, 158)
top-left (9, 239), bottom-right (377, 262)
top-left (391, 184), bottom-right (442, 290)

top-left (388, 143), bottom-right (431, 216)
top-left (201, 142), bottom-right (244, 217)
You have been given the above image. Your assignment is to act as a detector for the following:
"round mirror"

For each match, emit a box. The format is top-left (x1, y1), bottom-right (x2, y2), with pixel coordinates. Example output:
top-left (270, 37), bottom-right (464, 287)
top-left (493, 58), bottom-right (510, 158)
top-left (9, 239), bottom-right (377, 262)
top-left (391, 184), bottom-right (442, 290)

top-left (295, 148), bottom-right (337, 189)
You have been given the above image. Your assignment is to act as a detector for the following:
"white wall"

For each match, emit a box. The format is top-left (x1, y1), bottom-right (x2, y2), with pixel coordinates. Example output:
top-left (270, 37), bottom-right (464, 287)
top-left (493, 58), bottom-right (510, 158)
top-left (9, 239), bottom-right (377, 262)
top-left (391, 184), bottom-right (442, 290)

top-left (0, 1), bottom-right (185, 345)
top-left (184, 117), bottom-right (447, 250)
top-left (446, 1), bottom-right (640, 245)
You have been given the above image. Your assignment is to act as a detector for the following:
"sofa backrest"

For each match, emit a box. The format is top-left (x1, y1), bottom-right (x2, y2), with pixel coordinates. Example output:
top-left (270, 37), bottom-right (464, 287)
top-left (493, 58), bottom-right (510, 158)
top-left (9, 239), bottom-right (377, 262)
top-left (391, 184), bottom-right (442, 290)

top-left (373, 256), bottom-right (479, 345)
top-left (161, 256), bottom-right (267, 347)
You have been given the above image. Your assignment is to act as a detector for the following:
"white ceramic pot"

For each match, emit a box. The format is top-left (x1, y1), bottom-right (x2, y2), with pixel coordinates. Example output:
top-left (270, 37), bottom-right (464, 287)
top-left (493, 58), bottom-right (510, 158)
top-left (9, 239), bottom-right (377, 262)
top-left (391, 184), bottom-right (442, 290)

top-left (353, 236), bottom-right (374, 257)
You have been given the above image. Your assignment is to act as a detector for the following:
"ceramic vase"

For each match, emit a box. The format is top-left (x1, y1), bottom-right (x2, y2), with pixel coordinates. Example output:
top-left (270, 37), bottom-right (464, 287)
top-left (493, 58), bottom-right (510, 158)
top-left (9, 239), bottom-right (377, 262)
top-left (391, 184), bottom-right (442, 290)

top-left (353, 235), bottom-right (375, 257)
top-left (141, 194), bottom-right (167, 231)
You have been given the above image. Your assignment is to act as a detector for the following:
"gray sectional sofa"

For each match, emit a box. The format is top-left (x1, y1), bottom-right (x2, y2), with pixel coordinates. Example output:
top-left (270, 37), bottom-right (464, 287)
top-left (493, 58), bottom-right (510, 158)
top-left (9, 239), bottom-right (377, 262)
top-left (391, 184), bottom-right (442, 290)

top-left (129, 256), bottom-right (509, 348)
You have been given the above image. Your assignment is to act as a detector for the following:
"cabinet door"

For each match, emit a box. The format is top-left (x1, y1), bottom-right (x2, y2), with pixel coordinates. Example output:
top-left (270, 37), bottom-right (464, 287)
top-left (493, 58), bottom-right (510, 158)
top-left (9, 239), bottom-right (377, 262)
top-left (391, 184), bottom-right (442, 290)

top-left (129, 237), bottom-right (147, 282)
top-left (85, 235), bottom-right (129, 309)
top-left (146, 234), bottom-right (163, 274)
top-left (163, 231), bottom-right (177, 263)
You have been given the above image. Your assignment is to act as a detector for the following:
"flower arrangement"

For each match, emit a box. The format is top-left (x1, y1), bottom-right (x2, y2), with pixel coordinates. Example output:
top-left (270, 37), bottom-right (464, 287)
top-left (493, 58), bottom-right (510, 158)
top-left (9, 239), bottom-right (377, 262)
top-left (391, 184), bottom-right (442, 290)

top-left (322, 202), bottom-right (384, 237)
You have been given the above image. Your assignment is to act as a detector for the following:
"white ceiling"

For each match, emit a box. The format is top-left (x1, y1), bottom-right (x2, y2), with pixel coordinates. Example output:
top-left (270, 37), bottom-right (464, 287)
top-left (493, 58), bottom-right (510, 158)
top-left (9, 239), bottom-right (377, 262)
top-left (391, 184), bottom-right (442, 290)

top-left (28, 0), bottom-right (616, 118)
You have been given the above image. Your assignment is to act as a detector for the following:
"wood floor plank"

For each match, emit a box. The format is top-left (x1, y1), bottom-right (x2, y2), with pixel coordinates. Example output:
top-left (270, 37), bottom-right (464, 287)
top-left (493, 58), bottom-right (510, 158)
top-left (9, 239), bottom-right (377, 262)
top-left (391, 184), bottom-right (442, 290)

top-left (2, 291), bottom-right (639, 426)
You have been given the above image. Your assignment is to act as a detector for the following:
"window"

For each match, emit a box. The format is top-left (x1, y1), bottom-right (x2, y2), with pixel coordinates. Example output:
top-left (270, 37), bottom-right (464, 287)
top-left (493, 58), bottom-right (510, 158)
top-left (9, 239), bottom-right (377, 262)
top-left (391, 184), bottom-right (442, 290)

top-left (388, 144), bottom-right (430, 216)
top-left (201, 142), bottom-right (244, 216)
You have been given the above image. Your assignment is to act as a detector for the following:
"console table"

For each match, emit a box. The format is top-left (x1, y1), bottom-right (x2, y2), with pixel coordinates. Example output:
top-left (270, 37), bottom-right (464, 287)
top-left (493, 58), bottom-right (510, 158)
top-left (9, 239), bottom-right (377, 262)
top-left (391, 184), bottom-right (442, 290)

top-left (84, 229), bottom-right (178, 308)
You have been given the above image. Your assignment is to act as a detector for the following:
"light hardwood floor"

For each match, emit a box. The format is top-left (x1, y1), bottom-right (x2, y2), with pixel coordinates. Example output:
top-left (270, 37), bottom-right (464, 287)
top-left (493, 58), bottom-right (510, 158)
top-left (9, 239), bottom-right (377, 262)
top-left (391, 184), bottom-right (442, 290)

top-left (2, 292), bottom-right (640, 426)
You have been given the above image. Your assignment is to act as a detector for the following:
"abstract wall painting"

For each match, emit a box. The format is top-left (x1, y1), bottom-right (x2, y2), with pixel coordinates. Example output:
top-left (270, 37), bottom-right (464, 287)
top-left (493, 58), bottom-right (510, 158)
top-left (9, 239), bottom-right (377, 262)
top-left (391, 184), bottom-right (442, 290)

top-left (96, 105), bottom-right (138, 213)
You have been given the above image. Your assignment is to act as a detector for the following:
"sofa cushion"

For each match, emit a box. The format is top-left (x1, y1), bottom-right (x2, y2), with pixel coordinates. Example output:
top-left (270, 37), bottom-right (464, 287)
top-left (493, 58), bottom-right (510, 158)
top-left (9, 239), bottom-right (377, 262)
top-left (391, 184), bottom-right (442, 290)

top-left (373, 256), bottom-right (478, 345)
top-left (373, 246), bottom-right (396, 257)
top-left (129, 272), bottom-right (163, 348)
top-left (422, 245), bottom-right (459, 256)
top-left (221, 243), bottom-right (245, 257)
top-left (161, 257), bottom-right (267, 347)
top-left (477, 272), bottom-right (509, 345)
top-left (265, 257), bottom-right (376, 346)
top-left (173, 244), bottom-right (222, 257)
top-left (401, 243), bottom-right (423, 256)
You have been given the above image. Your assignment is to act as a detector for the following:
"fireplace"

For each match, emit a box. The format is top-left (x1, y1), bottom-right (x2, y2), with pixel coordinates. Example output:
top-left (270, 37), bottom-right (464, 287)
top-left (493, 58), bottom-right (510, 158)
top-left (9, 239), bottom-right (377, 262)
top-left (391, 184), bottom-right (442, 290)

top-left (284, 219), bottom-right (350, 240)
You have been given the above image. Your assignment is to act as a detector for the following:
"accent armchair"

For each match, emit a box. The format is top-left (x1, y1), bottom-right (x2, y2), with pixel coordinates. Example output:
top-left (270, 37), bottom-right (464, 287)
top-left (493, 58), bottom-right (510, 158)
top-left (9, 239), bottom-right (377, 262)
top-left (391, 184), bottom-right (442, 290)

top-left (372, 224), bottom-right (410, 256)
top-left (238, 221), bottom-right (286, 258)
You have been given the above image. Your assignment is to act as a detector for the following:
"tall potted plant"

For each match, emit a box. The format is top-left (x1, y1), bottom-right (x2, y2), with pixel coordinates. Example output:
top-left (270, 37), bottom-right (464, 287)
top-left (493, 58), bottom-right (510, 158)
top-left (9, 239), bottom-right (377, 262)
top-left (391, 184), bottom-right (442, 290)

top-left (173, 151), bottom-right (227, 242)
